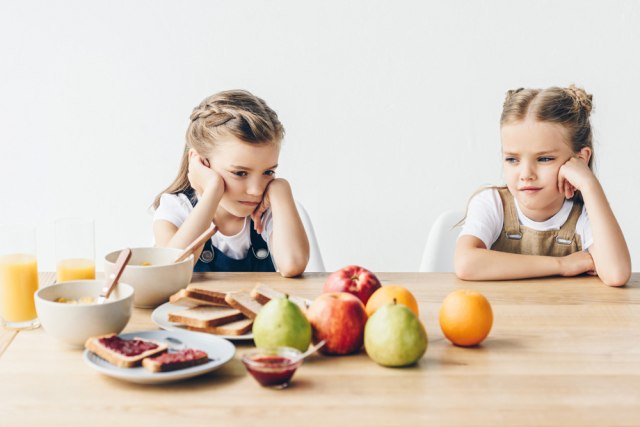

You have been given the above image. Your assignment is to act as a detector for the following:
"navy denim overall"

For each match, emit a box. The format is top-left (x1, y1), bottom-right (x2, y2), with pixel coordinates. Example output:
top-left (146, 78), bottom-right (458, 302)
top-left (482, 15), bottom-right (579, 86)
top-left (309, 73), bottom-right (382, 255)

top-left (181, 189), bottom-right (276, 273)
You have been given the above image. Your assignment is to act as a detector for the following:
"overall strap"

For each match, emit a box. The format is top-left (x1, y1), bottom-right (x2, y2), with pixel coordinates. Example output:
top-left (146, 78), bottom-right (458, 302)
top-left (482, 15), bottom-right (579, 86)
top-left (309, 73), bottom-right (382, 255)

top-left (497, 188), bottom-right (522, 240)
top-left (249, 220), bottom-right (271, 260)
top-left (555, 200), bottom-right (583, 245)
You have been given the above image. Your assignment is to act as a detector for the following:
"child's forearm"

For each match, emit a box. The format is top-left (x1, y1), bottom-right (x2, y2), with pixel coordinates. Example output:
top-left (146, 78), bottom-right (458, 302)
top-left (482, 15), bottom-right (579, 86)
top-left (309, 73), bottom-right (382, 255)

top-left (455, 247), bottom-right (564, 281)
top-left (167, 186), bottom-right (221, 249)
top-left (268, 181), bottom-right (310, 277)
top-left (580, 180), bottom-right (631, 286)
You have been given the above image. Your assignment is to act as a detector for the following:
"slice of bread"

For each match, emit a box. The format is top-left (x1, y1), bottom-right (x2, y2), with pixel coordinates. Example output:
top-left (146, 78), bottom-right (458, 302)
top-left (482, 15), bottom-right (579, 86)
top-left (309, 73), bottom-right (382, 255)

top-left (142, 348), bottom-right (209, 372)
top-left (168, 306), bottom-right (245, 328)
top-left (187, 318), bottom-right (253, 336)
top-left (169, 289), bottom-right (229, 307)
top-left (185, 284), bottom-right (229, 305)
top-left (84, 334), bottom-right (168, 368)
top-left (225, 291), bottom-right (264, 320)
top-left (250, 283), bottom-right (310, 310)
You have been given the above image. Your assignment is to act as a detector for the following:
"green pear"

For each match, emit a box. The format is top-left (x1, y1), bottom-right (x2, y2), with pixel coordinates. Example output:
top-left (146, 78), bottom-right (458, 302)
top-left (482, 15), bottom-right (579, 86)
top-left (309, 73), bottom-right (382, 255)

top-left (364, 301), bottom-right (428, 367)
top-left (253, 296), bottom-right (312, 352)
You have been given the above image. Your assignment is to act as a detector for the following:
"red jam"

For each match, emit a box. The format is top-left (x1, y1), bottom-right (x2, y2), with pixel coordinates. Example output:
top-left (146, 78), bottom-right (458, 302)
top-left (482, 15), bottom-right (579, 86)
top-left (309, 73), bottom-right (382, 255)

top-left (245, 356), bottom-right (299, 387)
top-left (149, 349), bottom-right (208, 364)
top-left (99, 336), bottom-right (159, 357)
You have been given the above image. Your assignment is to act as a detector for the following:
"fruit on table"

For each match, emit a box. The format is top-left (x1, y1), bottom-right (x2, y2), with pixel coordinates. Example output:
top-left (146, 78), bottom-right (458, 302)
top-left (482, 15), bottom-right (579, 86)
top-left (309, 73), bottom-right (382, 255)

top-left (253, 296), bottom-right (312, 352)
top-left (323, 265), bottom-right (382, 305)
top-left (439, 289), bottom-right (493, 347)
top-left (364, 301), bottom-right (427, 367)
top-left (306, 292), bottom-right (368, 355)
top-left (365, 285), bottom-right (419, 317)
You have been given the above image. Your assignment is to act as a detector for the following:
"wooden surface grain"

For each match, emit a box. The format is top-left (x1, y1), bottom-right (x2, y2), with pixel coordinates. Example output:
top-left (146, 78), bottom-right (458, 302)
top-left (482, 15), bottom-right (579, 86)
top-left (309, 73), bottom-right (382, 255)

top-left (1, 272), bottom-right (638, 427)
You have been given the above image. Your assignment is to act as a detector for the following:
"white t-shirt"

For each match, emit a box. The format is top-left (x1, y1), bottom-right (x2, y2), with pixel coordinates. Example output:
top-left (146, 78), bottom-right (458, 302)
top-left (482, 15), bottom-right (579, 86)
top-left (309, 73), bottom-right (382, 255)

top-left (153, 193), bottom-right (274, 261)
top-left (459, 188), bottom-right (593, 251)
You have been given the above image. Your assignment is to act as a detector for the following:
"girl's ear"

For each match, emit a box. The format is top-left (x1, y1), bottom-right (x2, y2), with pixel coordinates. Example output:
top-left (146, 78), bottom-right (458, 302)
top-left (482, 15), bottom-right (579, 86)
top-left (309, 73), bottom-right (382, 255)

top-left (577, 147), bottom-right (592, 164)
top-left (188, 148), bottom-right (198, 160)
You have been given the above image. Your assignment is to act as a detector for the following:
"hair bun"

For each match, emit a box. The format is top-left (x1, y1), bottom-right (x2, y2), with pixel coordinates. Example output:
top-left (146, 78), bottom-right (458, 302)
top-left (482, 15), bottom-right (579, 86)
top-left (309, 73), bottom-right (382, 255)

top-left (567, 85), bottom-right (593, 114)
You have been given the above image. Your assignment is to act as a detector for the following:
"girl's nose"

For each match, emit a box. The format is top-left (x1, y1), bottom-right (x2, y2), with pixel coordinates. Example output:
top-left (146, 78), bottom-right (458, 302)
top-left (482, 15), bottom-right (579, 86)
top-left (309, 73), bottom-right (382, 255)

top-left (246, 179), bottom-right (264, 196)
top-left (520, 162), bottom-right (536, 181)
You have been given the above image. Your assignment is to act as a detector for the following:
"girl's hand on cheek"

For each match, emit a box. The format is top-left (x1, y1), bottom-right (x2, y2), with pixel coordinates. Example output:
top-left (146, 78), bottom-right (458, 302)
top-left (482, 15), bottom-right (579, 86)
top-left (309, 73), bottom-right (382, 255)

top-left (251, 182), bottom-right (273, 235)
top-left (557, 157), bottom-right (595, 199)
top-left (251, 178), bottom-right (290, 234)
top-left (187, 150), bottom-right (224, 198)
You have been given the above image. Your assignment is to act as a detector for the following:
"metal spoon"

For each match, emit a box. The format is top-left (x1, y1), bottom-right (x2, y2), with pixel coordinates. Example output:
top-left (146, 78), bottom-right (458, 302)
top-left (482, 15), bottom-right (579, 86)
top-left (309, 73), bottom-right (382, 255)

top-left (294, 340), bottom-right (327, 362)
top-left (97, 248), bottom-right (131, 304)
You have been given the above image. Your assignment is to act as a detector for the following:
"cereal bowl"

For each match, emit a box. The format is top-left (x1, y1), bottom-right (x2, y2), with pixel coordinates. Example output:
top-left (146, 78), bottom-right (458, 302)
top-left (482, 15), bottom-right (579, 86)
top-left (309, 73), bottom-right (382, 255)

top-left (35, 280), bottom-right (133, 348)
top-left (104, 247), bottom-right (193, 308)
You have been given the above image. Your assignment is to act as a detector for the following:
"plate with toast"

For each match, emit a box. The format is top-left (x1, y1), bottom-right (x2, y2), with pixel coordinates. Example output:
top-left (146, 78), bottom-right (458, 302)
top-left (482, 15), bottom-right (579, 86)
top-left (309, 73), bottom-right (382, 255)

top-left (152, 283), bottom-right (312, 341)
top-left (83, 330), bottom-right (235, 384)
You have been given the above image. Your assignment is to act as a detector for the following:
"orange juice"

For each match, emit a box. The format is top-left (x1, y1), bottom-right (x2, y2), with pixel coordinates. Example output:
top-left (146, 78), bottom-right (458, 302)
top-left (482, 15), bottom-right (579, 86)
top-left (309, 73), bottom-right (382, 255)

top-left (0, 254), bottom-right (39, 323)
top-left (56, 258), bottom-right (96, 282)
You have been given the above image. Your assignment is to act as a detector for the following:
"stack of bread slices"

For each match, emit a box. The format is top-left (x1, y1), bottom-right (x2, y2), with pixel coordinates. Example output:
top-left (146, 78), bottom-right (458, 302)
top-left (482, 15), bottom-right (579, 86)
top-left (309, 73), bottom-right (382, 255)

top-left (167, 283), bottom-right (309, 336)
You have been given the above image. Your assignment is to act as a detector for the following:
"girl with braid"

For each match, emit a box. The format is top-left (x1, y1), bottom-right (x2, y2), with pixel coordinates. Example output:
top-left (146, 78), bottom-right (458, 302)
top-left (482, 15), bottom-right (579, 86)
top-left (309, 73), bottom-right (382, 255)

top-left (455, 85), bottom-right (631, 286)
top-left (152, 90), bottom-right (309, 276)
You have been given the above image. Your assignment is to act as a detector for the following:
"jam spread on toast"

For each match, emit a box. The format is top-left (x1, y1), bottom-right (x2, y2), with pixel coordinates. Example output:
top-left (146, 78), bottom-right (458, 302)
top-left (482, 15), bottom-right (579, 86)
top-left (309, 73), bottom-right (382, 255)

top-left (99, 336), bottom-right (159, 357)
top-left (148, 349), bottom-right (207, 364)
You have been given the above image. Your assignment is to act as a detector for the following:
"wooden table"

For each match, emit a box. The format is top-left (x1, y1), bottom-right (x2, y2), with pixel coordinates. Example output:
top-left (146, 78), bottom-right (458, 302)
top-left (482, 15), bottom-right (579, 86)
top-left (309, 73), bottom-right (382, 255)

top-left (1, 272), bottom-right (639, 427)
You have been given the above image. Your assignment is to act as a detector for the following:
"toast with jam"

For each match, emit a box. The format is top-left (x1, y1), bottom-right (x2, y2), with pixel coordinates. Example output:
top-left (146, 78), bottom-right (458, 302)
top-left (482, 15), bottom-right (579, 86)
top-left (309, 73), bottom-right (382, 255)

top-left (142, 348), bottom-right (209, 372)
top-left (84, 334), bottom-right (168, 368)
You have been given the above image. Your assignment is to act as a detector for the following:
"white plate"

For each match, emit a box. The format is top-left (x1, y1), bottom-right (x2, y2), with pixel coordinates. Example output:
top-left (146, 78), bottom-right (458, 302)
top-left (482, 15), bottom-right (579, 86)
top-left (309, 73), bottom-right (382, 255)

top-left (151, 302), bottom-right (254, 341)
top-left (83, 330), bottom-right (235, 384)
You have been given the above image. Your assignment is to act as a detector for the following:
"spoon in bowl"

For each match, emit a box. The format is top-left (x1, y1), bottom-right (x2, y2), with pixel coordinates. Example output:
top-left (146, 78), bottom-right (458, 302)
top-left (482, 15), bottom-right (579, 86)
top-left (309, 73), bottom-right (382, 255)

top-left (97, 248), bottom-right (132, 304)
top-left (294, 340), bottom-right (327, 362)
top-left (174, 223), bottom-right (218, 263)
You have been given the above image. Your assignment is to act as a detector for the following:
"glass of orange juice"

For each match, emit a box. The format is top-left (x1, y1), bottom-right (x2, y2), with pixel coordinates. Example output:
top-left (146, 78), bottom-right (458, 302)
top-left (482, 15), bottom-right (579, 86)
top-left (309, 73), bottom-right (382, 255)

top-left (55, 218), bottom-right (95, 283)
top-left (0, 225), bottom-right (40, 330)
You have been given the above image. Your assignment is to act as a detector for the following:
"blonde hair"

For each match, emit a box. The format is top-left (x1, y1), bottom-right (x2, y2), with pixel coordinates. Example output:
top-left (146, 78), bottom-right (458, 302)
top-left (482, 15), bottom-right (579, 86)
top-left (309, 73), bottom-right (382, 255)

top-left (153, 90), bottom-right (284, 209)
top-left (501, 84), bottom-right (594, 169)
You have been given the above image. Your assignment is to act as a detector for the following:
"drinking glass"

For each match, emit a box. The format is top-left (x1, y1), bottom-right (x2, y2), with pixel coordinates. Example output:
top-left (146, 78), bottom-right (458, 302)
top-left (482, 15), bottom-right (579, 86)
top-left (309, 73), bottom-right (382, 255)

top-left (0, 225), bottom-right (40, 330)
top-left (55, 218), bottom-right (95, 283)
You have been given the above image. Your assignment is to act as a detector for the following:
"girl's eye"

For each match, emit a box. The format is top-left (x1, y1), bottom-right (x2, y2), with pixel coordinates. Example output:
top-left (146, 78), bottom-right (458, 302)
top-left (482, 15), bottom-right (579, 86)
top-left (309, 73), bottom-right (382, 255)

top-left (263, 170), bottom-right (275, 177)
top-left (232, 171), bottom-right (248, 177)
top-left (504, 157), bottom-right (518, 164)
top-left (538, 157), bottom-right (554, 163)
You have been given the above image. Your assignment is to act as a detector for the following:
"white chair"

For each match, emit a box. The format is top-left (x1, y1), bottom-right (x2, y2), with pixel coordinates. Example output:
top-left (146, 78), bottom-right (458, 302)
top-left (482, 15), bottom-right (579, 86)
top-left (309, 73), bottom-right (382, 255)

top-left (419, 210), bottom-right (464, 272)
top-left (296, 202), bottom-right (326, 272)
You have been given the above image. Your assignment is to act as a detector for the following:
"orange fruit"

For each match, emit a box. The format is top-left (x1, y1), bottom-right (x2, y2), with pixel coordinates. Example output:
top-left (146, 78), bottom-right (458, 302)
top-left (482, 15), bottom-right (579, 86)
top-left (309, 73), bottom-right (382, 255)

top-left (439, 289), bottom-right (493, 347)
top-left (365, 285), bottom-right (419, 317)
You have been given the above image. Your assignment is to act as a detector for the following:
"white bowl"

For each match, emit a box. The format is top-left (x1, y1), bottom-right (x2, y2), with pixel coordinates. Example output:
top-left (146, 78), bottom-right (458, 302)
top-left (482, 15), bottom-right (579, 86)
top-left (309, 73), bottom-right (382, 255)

top-left (35, 280), bottom-right (134, 348)
top-left (104, 247), bottom-right (193, 308)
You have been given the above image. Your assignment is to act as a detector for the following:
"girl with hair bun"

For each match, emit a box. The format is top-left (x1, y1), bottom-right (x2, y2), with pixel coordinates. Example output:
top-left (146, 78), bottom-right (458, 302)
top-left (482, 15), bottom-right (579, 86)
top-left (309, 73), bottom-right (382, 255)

top-left (152, 90), bottom-right (309, 277)
top-left (455, 85), bottom-right (631, 286)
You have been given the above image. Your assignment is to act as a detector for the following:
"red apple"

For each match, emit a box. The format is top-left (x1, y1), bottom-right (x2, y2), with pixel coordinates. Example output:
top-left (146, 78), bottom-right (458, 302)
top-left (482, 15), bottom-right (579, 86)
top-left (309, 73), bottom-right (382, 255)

top-left (306, 292), bottom-right (368, 355)
top-left (323, 265), bottom-right (382, 305)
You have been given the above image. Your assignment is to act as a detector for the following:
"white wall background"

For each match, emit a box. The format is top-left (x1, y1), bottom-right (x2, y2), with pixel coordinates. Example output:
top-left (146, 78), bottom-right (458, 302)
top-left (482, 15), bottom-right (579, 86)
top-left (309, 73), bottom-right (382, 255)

top-left (1, 0), bottom-right (638, 273)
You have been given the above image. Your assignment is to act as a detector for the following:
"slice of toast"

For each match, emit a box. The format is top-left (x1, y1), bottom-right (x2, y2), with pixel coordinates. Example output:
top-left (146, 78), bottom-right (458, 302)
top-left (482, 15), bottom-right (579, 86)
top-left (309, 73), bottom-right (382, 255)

top-left (185, 284), bottom-right (229, 305)
top-left (187, 318), bottom-right (253, 336)
top-left (250, 283), bottom-right (310, 310)
top-left (169, 289), bottom-right (229, 307)
top-left (142, 348), bottom-right (209, 372)
top-left (225, 291), bottom-right (264, 320)
top-left (84, 334), bottom-right (168, 368)
top-left (168, 306), bottom-right (245, 328)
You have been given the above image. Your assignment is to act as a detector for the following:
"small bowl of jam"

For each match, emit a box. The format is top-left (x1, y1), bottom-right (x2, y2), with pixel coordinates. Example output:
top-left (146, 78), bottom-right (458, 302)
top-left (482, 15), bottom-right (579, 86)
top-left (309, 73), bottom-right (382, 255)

top-left (241, 347), bottom-right (303, 389)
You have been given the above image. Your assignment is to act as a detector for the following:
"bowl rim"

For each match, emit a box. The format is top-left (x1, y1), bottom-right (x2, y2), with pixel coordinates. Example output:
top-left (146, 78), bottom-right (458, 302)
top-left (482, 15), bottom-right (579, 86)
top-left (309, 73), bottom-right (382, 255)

top-left (241, 346), bottom-right (303, 370)
top-left (35, 281), bottom-right (134, 308)
top-left (103, 247), bottom-right (194, 269)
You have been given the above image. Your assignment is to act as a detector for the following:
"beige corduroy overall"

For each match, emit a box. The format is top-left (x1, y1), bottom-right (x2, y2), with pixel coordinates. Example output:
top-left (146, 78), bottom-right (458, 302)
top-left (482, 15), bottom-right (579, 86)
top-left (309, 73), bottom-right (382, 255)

top-left (491, 188), bottom-right (583, 256)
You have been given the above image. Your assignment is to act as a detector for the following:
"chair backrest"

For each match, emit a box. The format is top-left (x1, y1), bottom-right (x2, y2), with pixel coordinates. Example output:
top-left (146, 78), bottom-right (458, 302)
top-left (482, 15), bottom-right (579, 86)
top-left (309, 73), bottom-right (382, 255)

top-left (419, 210), bottom-right (464, 272)
top-left (296, 202), bottom-right (326, 272)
